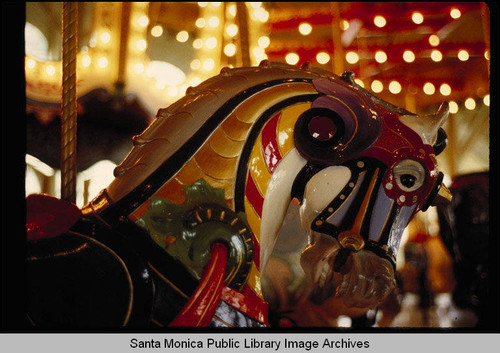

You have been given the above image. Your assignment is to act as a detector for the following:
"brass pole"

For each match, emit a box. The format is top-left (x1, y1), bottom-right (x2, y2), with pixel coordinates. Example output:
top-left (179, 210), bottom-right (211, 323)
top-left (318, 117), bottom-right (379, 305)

top-left (61, 2), bottom-right (78, 203)
top-left (330, 2), bottom-right (344, 74)
top-left (236, 2), bottom-right (250, 67)
top-left (116, 2), bottom-right (132, 97)
top-left (480, 2), bottom-right (490, 76)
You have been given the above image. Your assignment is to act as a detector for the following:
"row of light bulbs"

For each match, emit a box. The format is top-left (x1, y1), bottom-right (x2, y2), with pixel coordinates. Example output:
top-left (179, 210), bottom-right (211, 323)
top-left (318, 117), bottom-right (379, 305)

top-left (25, 3), bottom-right (487, 108)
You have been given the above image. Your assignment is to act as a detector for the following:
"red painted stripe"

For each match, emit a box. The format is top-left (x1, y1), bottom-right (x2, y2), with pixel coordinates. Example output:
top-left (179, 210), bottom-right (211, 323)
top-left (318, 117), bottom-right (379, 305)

top-left (220, 285), bottom-right (269, 326)
top-left (245, 171), bottom-right (264, 218)
top-left (252, 231), bottom-right (260, 270)
top-left (261, 112), bottom-right (282, 173)
top-left (169, 243), bottom-right (227, 327)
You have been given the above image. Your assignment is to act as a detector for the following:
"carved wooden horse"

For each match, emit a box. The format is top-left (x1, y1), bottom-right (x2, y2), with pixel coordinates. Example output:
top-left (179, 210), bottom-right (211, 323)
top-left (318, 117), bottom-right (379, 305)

top-left (26, 62), bottom-right (451, 327)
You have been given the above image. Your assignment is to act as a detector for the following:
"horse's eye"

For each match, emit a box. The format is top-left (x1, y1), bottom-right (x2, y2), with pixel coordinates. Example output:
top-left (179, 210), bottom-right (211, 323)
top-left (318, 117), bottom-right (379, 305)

top-left (308, 115), bottom-right (337, 142)
top-left (400, 174), bottom-right (416, 188)
top-left (393, 159), bottom-right (425, 192)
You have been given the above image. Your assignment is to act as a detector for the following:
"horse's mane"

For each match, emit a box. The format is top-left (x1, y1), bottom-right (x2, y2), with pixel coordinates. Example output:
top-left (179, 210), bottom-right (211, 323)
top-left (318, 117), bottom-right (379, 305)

top-left (104, 62), bottom-right (338, 218)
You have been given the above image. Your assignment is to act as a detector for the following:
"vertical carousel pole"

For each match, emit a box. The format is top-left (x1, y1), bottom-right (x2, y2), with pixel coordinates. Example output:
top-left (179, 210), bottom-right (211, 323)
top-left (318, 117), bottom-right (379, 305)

top-left (61, 2), bottom-right (78, 203)
top-left (330, 2), bottom-right (344, 75)
top-left (236, 2), bottom-right (250, 67)
top-left (115, 2), bottom-right (131, 99)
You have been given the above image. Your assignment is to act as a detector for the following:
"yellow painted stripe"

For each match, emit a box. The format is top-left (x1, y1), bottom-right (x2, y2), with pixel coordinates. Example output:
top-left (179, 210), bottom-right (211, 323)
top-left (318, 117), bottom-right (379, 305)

top-left (247, 132), bottom-right (271, 197)
top-left (277, 102), bottom-right (311, 157)
top-left (234, 83), bottom-right (317, 124)
top-left (246, 263), bottom-right (263, 299)
top-left (244, 196), bottom-right (261, 243)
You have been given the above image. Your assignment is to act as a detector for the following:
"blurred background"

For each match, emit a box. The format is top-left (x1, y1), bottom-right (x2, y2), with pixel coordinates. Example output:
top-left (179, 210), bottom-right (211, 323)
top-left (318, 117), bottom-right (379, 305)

top-left (22, 2), bottom-right (492, 328)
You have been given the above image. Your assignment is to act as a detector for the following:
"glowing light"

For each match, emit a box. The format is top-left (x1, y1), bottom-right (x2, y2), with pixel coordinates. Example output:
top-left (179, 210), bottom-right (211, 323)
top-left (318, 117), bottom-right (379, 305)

top-left (345, 51), bottom-right (359, 64)
top-left (254, 51), bottom-right (268, 63)
top-left (316, 52), bottom-right (330, 65)
top-left (203, 58), bottom-right (215, 71)
top-left (253, 46), bottom-right (265, 57)
top-left (228, 4), bottom-right (237, 17)
top-left (429, 34), bottom-right (440, 47)
top-left (423, 82), bottom-right (435, 95)
top-left (45, 64), bottom-right (56, 76)
top-left (135, 39), bottom-right (147, 51)
top-left (449, 101), bottom-right (459, 114)
top-left (176, 31), bottom-right (189, 43)
top-left (190, 59), bottom-right (201, 70)
top-left (431, 50), bottom-right (443, 62)
top-left (167, 85), bottom-right (179, 97)
top-left (450, 8), bottom-right (461, 19)
top-left (147, 61), bottom-right (186, 86)
top-left (465, 98), bottom-right (476, 110)
top-left (198, 2), bottom-right (208, 8)
top-left (371, 80), bottom-right (383, 93)
top-left (89, 33), bottom-right (97, 48)
top-left (224, 43), bottom-right (237, 57)
top-left (211, 2), bottom-right (222, 7)
top-left (258, 35), bottom-right (270, 48)
top-left (298, 22), bottom-right (312, 35)
top-left (458, 50), bottom-right (469, 61)
top-left (134, 62), bottom-right (145, 74)
top-left (26, 58), bottom-right (36, 69)
top-left (412, 12), bottom-right (424, 24)
top-left (81, 54), bottom-right (91, 67)
top-left (375, 50), bottom-right (387, 63)
top-left (189, 77), bottom-right (202, 87)
top-left (196, 18), bottom-right (206, 28)
top-left (156, 80), bottom-right (167, 90)
top-left (341, 20), bottom-right (350, 31)
top-left (100, 31), bottom-right (111, 44)
top-left (205, 37), bottom-right (217, 50)
top-left (208, 16), bottom-right (220, 28)
top-left (389, 81), bottom-right (402, 94)
top-left (250, 2), bottom-right (262, 8)
top-left (25, 22), bottom-right (49, 61)
top-left (226, 24), bottom-right (239, 37)
top-left (374, 15), bottom-right (386, 28)
top-left (354, 79), bottom-right (364, 88)
top-left (151, 25), bottom-right (163, 38)
top-left (285, 53), bottom-right (299, 65)
top-left (484, 50), bottom-right (490, 60)
top-left (403, 50), bottom-right (415, 63)
top-left (439, 83), bottom-right (451, 96)
top-left (483, 94), bottom-right (490, 106)
top-left (253, 8), bottom-right (269, 23)
top-left (137, 15), bottom-right (149, 27)
top-left (97, 57), bottom-right (108, 68)
top-left (193, 39), bottom-right (203, 49)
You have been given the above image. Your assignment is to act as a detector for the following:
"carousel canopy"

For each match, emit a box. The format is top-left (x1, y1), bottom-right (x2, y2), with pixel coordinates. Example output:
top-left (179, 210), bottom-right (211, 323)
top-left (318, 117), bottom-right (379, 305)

top-left (22, 2), bottom-right (491, 203)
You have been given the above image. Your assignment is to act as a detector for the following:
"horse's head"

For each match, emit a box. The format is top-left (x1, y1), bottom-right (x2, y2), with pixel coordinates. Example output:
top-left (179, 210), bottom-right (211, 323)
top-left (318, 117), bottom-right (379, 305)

top-left (87, 62), bottom-right (451, 317)
top-left (250, 69), bottom-right (451, 309)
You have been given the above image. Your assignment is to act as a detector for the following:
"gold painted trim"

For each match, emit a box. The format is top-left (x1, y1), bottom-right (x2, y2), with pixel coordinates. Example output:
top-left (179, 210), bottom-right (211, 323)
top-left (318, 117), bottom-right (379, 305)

top-left (147, 262), bottom-right (189, 299)
top-left (351, 168), bottom-right (380, 235)
top-left (27, 243), bottom-right (89, 261)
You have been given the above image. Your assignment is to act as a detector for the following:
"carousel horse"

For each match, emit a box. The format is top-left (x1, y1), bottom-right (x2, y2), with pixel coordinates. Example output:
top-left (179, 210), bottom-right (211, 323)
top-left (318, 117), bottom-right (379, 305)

top-left (25, 61), bottom-right (452, 328)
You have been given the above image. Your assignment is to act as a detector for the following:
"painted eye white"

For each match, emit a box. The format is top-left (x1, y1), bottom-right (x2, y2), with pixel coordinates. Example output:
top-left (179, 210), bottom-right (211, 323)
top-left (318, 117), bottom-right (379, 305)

top-left (393, 159), bottom-right (425, 192)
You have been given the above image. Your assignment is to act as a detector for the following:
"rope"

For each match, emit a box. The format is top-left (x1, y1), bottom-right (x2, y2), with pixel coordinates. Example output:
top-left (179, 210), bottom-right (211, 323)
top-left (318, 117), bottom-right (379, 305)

top-left (61, 2), bottom-right (78, 203)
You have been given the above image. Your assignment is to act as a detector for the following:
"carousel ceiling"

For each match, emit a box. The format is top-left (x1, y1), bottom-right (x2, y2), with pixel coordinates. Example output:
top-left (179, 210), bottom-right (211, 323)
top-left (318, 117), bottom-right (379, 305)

top-left (24, 2), bottom-right (490, 176)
